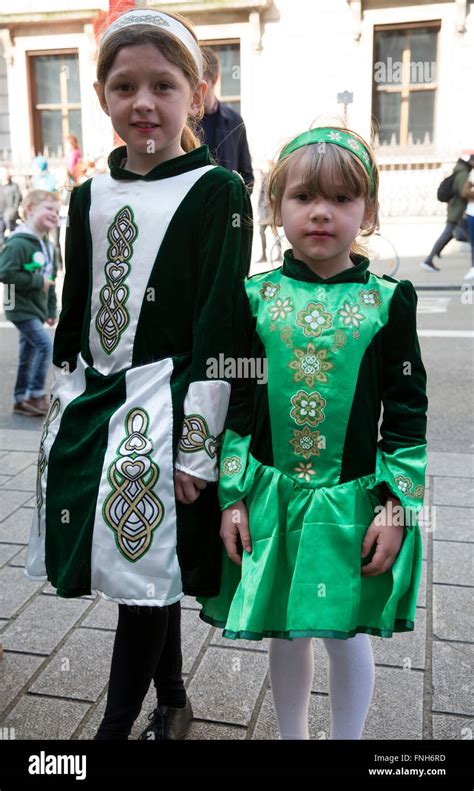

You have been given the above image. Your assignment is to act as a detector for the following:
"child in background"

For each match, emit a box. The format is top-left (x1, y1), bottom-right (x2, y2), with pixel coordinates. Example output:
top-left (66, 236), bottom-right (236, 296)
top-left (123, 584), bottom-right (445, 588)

top-left (199, 126), bottom-right (427, 740)
top-left (0, 189), bottom-right (58, 416)
top-left (25, 8), bottom-right (251, 741)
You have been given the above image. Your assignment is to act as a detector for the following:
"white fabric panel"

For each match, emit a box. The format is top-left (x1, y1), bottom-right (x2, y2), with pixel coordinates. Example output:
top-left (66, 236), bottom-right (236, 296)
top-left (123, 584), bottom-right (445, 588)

top-left (175, 379), bottom-right (231, 482)
top-left (88, 165), bottom-right (214, 376)
top-left (90, 357), bottom-right (181, 605)
top-left (25, 358), bottom-right (88, 580)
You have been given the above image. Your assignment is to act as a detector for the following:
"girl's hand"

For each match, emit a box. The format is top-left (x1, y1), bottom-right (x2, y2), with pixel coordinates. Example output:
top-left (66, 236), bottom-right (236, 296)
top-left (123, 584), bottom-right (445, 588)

top-left (174, 470), bottom-right (207, 504)
top-left (46, 318), bottom-right (56, 327)
top-left (220, 500), bottom-right (251, 566)
top-left (361, 497), bottom-right (404, 577)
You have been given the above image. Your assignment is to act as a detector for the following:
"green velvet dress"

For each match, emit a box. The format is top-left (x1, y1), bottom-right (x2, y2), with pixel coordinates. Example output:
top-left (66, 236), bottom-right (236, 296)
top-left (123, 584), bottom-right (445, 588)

top-left (199, 251), bottom-right (428, 640)
top-left (25, 145), bottom-right (252, 605)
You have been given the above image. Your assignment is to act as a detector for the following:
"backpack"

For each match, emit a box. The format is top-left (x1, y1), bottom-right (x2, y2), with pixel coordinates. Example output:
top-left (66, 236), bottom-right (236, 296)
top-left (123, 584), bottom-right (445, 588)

top-left (437, 173), bottom-right (456, 203)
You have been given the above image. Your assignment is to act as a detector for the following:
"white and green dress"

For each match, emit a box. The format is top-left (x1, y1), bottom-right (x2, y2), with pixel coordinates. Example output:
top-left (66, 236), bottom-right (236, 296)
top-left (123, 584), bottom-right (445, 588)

top-left (25, 145), bottom-right (252, 606)
top-left (199, 252), bottom-right (427, 639)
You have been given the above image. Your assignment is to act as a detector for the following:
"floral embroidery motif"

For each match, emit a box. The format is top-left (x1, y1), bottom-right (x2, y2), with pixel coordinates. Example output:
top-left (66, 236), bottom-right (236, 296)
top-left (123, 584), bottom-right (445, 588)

top-left (394, 475), bottom-right (425, 500)
top-left (103, 409), bottom-right (164, 562)
top-left (294, 461), bottom-right (316, 482)
top-left (331, 329), bottom-right (347, 351)
top-left (296, 302), bottom-right (332, 337)
top-left (289, 342), bottom-right (333, 387)
top-left (338, 302), bottom-right (365, 329)
top-left (179, 414), bottom-right (217, 459)
top-left (290, 390), bottom-right (326, 427)
top-left (259, 281), bottom-right (280, 301)
top-left (221, 456), bottom-right (243, 476)
top-left (280, 325), bottom-right (294, 348)
top-left (290, 427), bottom-right (323, 460)
top-left (96, 205), bottom-right (138, 354)
top-left (359, 289), bottom-right (381, 307)
top-left (269, 297), bottom-right (294, 321)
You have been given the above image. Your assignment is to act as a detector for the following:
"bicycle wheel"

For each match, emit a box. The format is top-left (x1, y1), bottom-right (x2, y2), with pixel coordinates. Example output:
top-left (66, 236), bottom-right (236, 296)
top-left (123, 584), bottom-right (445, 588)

top-left (366, 232), bottom-right (401, 278)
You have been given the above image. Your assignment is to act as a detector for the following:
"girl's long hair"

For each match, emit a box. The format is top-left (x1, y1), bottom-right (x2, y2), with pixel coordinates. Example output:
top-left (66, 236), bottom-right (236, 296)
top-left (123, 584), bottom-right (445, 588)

top-left (96, 9), bottom-right (204, 152)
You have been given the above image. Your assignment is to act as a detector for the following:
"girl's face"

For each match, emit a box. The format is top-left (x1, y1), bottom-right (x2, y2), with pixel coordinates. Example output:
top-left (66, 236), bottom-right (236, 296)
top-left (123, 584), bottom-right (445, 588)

top-left (277, 157), bottom-right (373, 277)
top-left (95, 43), bottom-right (205, 174)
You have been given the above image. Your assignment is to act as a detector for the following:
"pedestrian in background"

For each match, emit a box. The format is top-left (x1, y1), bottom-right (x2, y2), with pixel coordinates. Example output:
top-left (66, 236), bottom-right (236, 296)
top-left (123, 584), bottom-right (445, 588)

top-left (200, 46), bottom-right (254, 192)
top-left (0, 189), bottom-right (59, 416)
top-left (421, 154), bottom-right (474, 271)
top-left (0, 169), bottom-right (22, 248)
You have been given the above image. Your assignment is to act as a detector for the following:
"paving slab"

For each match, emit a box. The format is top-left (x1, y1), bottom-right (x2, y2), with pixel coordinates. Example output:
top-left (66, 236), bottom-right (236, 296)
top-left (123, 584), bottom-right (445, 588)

top-left (0, 652), bottom-right (44, 715)
top-left (81, 599), bottom-right (118, 631)
top-left (0, 490), bottom-right (33, 522)
top-left (433, 585), bottom-right (474, 642)
top-left (432, 477), bottom-right (474, 508)
top-left (433, 541), bottom-right (473, 587)
top-left (432, 714), bottom-right (474, 740)
top-left (7, 546), bottom-right (26, 566)
top-left (0, 464), bottom-right (37, 492)
top-left (1, 695), bottom-right (90, 740)
top-left (432, 642), bottom-right (473, 716)
top-left (0, 507), bottom-right (34, 545)
top-left (30, 628), bottom-right (115, 702)
top-left (187, 646), bottom-right (268, 726)
top-left (0, 451), bottom-right (38, 476)
top-left (371, 608), bottom-right (426, 670)
top-left (0, 544), bottom-right (23, 568)
top-left (0, 429), bottom-right (41, 452)
top-left (181, 607), bottom-right (212, 674)
top-left (427, 453), bottom-right (474, 478)
top-left (364, 665), bottom-right (424, 740)
top-left (0, 565), bottom-right (43, 618)
top-left (432, 506), bottom-right (474, 542)
top-left (1, 595), bottom-right (91, 654)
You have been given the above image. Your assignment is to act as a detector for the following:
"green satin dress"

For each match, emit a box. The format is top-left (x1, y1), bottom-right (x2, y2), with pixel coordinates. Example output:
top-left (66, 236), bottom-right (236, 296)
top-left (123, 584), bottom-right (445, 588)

top-left (199, 251), bottom-right (428, 640)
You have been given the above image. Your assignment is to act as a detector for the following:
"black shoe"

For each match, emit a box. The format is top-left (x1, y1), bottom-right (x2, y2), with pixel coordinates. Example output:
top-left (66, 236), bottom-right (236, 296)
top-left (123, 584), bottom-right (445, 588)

top-left (138, 696), bottom-right (193, 740)
top-left (420, 260), bottom-right (440, 272)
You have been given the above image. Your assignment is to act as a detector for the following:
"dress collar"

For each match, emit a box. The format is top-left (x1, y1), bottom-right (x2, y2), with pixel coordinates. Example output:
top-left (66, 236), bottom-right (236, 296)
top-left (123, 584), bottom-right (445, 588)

top-left (107, 144), bottom-right (212, 181)
top-left (282, 249), bottom-right (370, 284)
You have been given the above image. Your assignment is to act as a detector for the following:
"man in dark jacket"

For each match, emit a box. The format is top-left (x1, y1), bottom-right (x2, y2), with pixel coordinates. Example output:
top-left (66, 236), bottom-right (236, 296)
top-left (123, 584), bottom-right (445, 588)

top-left (199, 47), bottom-right (254, 193)
top-left (421, 155), bottom-right (474, 271)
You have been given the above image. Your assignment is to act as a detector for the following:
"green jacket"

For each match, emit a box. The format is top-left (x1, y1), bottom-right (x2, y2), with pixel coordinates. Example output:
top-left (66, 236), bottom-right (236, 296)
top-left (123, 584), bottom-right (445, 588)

top-left (447, 159), bottom-right (472, 223)
top-left (0, 225), bottom-right (57, 323)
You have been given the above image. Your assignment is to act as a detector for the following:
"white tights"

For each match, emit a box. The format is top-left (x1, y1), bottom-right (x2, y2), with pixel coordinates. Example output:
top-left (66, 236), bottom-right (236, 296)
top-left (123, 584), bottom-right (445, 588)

top-left (268, 634), bottom-right (375, 740)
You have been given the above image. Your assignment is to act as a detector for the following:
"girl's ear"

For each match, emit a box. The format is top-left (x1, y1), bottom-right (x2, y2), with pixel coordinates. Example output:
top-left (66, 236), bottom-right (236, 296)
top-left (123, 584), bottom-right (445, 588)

top-left (360, 204), bottom-right (375, 230)
top-left (94, 81), bottom-right (109, 116)
top-left (189, 80), bottom-right (206, 118)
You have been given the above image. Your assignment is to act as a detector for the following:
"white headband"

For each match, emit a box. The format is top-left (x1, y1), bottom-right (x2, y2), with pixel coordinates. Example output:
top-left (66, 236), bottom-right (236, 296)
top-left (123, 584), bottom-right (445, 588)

top-left (100, 10), bottom-right (203, 78)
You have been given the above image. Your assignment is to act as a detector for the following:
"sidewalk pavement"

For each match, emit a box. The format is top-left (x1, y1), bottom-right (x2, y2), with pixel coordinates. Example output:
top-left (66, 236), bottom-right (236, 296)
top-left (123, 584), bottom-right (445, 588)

top-left (0, 425), bottom-right (472, 740)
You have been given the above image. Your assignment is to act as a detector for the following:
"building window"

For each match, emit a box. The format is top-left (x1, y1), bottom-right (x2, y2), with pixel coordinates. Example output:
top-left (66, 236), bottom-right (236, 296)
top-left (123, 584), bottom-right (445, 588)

top-left (202, 42), bottom-right (240, 113)
top-left (373, 24), bottom-right (439, 146)
top-left (29, 51), bottom-right (81, 156)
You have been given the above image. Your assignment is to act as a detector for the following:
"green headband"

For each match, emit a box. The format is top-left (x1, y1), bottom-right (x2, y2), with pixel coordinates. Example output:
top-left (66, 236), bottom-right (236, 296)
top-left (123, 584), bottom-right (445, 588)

top-left (279, 127), bottom-right (374, 192)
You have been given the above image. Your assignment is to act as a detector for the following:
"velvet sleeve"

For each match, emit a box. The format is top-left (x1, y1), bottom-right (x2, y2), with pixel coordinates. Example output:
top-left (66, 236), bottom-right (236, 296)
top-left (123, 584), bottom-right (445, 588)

top-left (52, 181), bottom-right (91, 373)
top-left (375, 279), bottom-right (428, 517)
top-left (175, 173), bottom-right (253, 483)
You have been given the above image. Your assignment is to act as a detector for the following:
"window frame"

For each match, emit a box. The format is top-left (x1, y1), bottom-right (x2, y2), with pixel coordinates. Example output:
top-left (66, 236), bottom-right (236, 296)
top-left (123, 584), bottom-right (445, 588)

top-left (372, 21), bottom-right (440, 147)
top-left (27, 49), bottom-right (81, 155)
top-left (200, 39), bottom-right (241, 110)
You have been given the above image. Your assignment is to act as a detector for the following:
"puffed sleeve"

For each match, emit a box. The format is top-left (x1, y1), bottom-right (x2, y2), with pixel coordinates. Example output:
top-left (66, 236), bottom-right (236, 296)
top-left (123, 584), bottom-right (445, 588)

top-left (375, 279), bottom-right (428, 517)
top-left (52, 181), bottom-right (91, 374)
top-left (174, 173), bottom-right (253, 482)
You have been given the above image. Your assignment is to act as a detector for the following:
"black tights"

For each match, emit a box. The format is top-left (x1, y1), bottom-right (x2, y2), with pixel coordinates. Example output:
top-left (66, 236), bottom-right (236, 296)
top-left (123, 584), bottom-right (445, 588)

top-left (95, 602), bottom-right (186, 740)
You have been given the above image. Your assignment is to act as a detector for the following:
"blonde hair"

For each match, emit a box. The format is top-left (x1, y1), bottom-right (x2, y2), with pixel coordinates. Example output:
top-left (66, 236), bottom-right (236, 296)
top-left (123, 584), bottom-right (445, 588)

top-left (23, 190), bottom-right (61, 213)
top-left (96, 9), bottom-right (204, 153)
top-left (269, 126), bottom-right (379, 256)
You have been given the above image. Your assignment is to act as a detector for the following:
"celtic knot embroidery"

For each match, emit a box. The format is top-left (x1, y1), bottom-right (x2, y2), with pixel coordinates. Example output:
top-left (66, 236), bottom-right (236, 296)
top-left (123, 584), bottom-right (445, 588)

top-left (103, 409), bottom-right (164, 563)
top-left (179, 414), bottom-right (217, 459)
top-left (36, 398), bottom-right (60, 531)
top-left (96, 205), bottom-right (137, 354)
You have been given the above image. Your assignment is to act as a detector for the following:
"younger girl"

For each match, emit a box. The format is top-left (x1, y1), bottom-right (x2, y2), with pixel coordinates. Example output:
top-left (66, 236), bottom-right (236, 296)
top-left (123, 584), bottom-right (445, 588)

top-left (200, 126), bottom-right (427, 740)
top-left (26, 8), bottom-right (251, 740)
